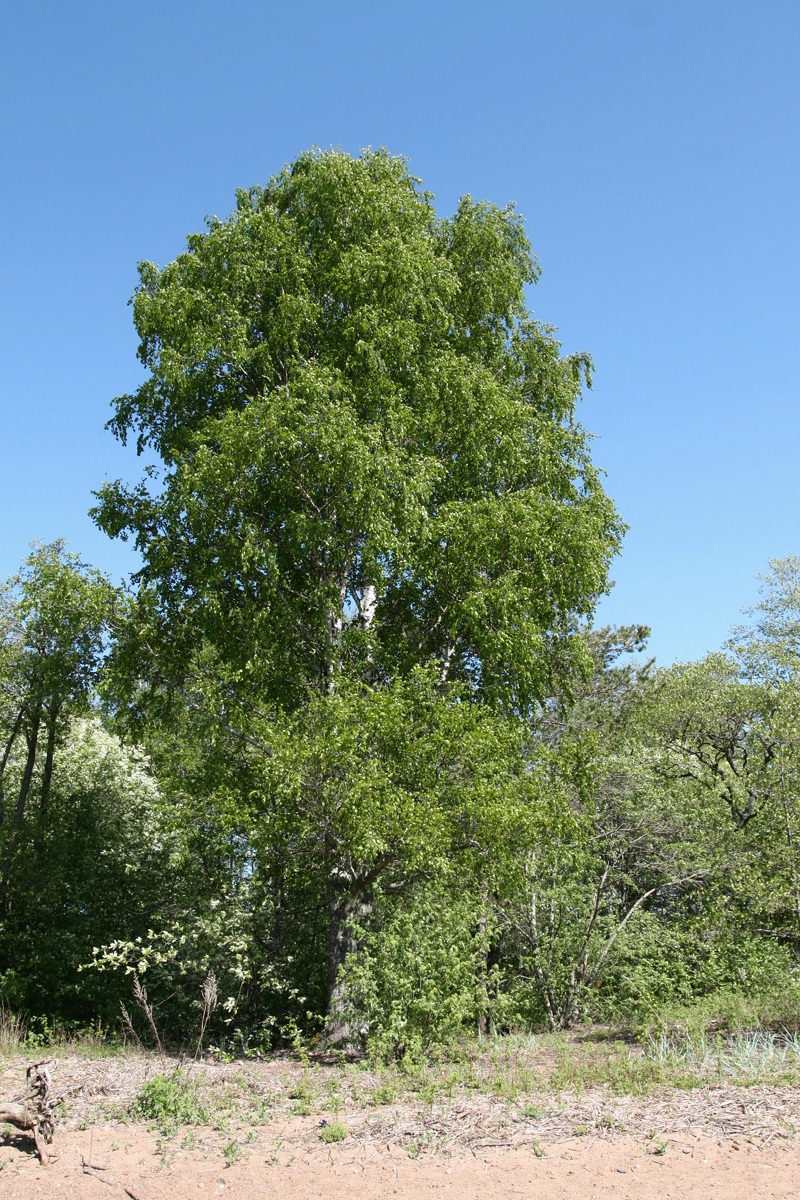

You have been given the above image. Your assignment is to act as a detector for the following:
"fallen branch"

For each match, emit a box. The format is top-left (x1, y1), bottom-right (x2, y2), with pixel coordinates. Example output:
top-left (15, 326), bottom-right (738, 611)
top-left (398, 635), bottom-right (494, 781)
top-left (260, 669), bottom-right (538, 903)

top-left (0, 1060), bottom-right (58, 1164)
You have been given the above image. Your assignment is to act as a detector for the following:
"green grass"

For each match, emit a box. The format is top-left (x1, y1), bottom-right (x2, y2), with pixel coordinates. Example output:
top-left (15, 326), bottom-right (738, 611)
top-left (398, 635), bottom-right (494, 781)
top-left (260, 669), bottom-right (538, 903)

top-left (644, 1028), bottom-right (800, 1082)
top-left (640, 986), bottom-right (800, 1039)
top-left (21, 1008), bottom-right (800, 1143)
top-left (350, 1022), bottom-right (800, 1103)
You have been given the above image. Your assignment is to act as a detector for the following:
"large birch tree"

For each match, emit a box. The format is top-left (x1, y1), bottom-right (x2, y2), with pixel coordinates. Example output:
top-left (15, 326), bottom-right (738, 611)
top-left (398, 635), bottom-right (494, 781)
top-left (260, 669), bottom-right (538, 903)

top-left (93, 148), bottom-right (623, 1032)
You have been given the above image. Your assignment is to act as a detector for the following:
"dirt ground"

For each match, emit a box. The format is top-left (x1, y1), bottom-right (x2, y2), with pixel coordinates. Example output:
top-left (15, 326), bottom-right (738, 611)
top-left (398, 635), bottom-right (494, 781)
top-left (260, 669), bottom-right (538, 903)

top-left (3, 1053), bottom-right (800, 1198)
top-left (3, 1126), bottom-right (800, 1200)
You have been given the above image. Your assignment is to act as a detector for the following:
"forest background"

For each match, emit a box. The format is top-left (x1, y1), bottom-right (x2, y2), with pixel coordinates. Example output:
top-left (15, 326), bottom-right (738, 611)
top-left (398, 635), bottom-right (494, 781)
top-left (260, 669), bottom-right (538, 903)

top-left (2, 2), bottom-right (800, 1059)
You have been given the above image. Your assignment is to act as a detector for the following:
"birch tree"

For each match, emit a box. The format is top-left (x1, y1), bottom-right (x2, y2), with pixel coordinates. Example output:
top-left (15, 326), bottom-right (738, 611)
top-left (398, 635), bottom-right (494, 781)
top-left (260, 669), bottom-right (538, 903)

top-left (93, 148), bottom-right (623, 1031)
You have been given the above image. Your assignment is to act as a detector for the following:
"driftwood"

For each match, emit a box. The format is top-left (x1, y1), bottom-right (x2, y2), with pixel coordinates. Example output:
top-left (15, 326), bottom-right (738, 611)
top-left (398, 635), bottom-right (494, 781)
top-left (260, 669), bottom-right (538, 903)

top-left (0, 1060), bottom-right (57, 1164)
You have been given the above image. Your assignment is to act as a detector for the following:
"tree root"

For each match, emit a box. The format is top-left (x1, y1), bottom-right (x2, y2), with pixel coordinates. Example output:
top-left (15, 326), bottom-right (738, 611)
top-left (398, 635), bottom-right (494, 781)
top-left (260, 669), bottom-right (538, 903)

top-left (0, 1060), bottom-right (57, 1164)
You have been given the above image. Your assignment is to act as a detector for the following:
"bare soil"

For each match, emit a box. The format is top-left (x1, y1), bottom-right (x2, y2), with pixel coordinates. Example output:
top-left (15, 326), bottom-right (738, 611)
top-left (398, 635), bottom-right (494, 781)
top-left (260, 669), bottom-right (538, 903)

top-left (2, 1052), bottom-right (800, 1198)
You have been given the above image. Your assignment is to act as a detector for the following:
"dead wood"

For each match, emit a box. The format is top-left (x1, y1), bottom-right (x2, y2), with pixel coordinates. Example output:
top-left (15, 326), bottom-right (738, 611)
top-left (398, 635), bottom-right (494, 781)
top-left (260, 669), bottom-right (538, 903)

top-left (0, 1060), bottom-right (58, 1164)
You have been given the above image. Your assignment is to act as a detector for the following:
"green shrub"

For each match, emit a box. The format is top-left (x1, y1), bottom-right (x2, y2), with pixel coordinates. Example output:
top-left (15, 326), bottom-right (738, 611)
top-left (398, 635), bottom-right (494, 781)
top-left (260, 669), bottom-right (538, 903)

top-left (131, 1070), bottom-right (208, 1134)
top-left (339, 881), bottom-right (484, 1061)
top-left (319, 1121), bottom-right (347, 1143)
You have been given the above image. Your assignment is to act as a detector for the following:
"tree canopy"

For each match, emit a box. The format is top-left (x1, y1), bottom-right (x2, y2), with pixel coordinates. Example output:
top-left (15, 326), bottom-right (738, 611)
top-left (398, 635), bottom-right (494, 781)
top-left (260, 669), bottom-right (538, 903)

top-left (94, 148), bottom-right (623, 724)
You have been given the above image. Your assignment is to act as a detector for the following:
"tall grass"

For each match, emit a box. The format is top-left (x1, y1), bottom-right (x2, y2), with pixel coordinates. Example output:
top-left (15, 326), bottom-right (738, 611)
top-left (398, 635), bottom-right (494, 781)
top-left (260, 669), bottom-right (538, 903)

top-left (641, 986), bottom-right (800, 1040)
top-left (645, 1028), bottom-right (800, 1079)
top-left (0, 1005), bottom-right (26, 1054)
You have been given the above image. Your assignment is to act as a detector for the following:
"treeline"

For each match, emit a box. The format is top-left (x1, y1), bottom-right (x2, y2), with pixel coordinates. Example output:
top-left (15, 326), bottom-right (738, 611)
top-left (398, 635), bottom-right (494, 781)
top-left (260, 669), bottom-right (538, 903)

top-left (2, 149), bottom-right (799, 1056)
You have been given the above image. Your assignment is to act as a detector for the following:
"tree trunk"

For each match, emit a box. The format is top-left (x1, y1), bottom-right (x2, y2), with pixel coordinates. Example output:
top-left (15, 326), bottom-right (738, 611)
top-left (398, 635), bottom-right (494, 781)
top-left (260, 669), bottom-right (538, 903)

top-left (476, 877), bottom-right (490, 1037)
top-left (0, 708), bottom-right (24, 826)
top-left (1, 710), bottom-right (41, 900)
top-left (325, 888), bottom-right (373, 1047)
top-left (32, 707), bottom-right (59, 865)
top-left (38, 708), bottom-right (59, 823)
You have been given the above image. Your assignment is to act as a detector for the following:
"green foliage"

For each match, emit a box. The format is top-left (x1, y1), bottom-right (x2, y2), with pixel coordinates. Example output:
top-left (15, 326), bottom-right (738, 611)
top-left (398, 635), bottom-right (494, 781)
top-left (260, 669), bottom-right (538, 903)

top-left (0, 715), bottom-right (175, 1022)
top-left (732, 555), bottom-right (800, 684)
top-left (94, 148), bottom-right (621, 718)
top-left (90, 147), bottom-right (622, 1034)
top-left (0, 542), bottom-right (116, 903)
top-left (318, 1121), bottom-right (348, 1143)
top-left (222, 1139), bottom-right (241, 1166)
top-left (14, 146), bottom-right (800, 1060)
top-left (131, 1070), bottom-right (208, 1135)
top-left (339, 880), bottom-right (488, 1061)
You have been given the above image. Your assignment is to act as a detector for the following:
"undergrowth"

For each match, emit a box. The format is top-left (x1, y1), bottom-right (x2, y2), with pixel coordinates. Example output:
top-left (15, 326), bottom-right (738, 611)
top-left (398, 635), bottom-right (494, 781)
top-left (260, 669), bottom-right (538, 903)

top-left (131, 1069), bottom-right (209, 1135)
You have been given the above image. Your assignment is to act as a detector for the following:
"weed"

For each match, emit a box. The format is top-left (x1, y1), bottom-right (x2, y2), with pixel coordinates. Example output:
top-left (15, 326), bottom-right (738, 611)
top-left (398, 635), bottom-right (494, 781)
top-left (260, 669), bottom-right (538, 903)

top-left (222, 1139), bottom-right (240, 1167)
top-left (0, 1006), bottom-right (25, 1054)
top-left (649, 1138), bottom-right (668, 1156)
top-left (492, 1076), bottom-right (522, 1100)
top-left (288, 1077), bottom-right (314, 1101)
top-left (155, 1135), bottom-right (176, 1166)
top-left (131, 1069), bottom-right (208, 1135)
top-left (532, 1140), bottom-right (545, 1158)
top-left (319, 1121), bottom-right (348, 1144)
top-left (572, 1124), bottom-right (590, 1136)
top-left (181, 1130), bottom-right (197, 1150)
top-left (370, 1083), bottom-right (397, 1106)
top-left (195, 971), bottom-right (218, 1061)
top-left (292, 1099), bottom-right (313, 1116)
top-left (132, 975), bottom-right (166, 1067)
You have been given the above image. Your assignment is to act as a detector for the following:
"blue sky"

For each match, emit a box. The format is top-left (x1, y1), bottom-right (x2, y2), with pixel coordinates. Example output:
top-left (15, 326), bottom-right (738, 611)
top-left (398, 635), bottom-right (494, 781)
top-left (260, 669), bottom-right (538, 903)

top-left (2, 1), bottom-right (798, 665)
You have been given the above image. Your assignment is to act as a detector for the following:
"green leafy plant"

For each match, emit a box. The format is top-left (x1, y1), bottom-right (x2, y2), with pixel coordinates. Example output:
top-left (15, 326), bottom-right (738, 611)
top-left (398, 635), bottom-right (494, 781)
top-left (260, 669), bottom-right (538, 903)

top-left (318, 1121), bottom-right (348, 1144)
top-left (131, 1070), bottom-right (208, 1135)
top-left (222, 1139), bottom-right (241, 1167)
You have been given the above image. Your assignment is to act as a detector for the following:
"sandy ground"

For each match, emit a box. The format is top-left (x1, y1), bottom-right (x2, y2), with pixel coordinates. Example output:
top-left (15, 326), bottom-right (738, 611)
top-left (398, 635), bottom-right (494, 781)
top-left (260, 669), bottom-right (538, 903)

top-left (2, 1125), bottom-right (800, 1199)
top-left (3, 1052), bottom-right (800, 1197)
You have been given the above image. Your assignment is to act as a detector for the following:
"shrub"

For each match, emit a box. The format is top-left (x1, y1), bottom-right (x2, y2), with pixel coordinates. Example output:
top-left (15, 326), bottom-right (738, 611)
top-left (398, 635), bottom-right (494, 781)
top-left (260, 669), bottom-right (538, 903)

top-left (319, 1121), bottom-right (347, 1143)
top-left (131, 1070), bottom-right (208, 1134)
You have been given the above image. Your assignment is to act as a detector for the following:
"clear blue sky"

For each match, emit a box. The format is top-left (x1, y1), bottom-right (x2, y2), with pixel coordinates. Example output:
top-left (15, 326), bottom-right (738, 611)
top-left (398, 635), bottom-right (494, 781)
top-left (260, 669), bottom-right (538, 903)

top-left (2, 0), bottom-right (798, 665)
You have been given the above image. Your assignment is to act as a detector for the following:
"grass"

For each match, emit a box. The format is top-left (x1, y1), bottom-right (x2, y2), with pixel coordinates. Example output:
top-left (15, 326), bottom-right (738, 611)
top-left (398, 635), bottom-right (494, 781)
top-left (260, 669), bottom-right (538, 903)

top-left (636, 985), bottom-right (800, 1040)
top-left (341, 1023), bottom-right (800, 1103)
top-left (8, 1000), bottom-right (800, 1152)
top-left (0, 1009), bottom-right (122, 1059)
top-left (644, 1027), bottom-right (800, 1082)
top-left (0, 1006), bottom-right (26, 1054)
top-left (222, 1139), bottom-right (242, 1166)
